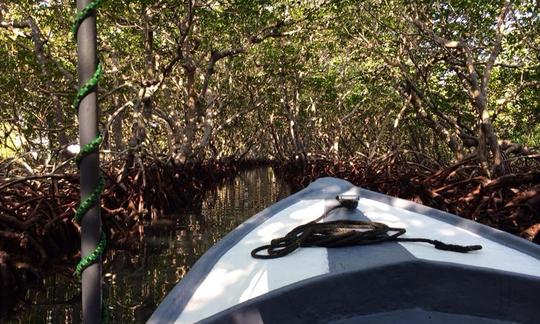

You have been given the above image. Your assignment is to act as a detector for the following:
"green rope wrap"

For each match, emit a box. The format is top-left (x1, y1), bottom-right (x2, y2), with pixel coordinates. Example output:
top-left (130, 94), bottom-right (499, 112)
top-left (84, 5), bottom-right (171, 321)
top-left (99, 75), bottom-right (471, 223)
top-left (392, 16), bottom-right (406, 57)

top-left (72, 0), bottom-right (106, 278)
top-left (73, 175), bottom-right (105, 225)
top-left (75, 133), bottom-right (103, 166)
top-left (71, 0), bottom-right (104, 41)
top-left (74, 231), bottom-right (107, 277)
top-left (72, 61), bottom-right (103, 110)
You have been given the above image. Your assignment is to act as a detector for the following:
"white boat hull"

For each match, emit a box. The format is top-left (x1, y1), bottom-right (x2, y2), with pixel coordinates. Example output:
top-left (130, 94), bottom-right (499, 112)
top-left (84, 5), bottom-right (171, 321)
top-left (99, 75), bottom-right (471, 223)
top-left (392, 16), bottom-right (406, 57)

top-left (149, 178), bottom-right (540, 324)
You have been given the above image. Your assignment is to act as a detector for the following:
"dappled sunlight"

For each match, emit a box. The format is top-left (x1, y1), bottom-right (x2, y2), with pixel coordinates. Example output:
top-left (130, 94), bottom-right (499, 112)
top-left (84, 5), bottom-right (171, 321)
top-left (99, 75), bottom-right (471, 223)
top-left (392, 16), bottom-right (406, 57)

top-left (289, 200), bottom-right (325, 220)
top-left (176, 199), bottom-right (329, 323)
top-left (356, 197), bottom-right (540, 278)
top-left (254, 221), bottom-right (288, 239)
top-left (4, 0), bottom-right (539, 322)
top-left (239, 268), bottom-right (268, 302)
top-left (360, 199), bottom-right (428, 229)
top-left (437, 228), bottom-right (458, 237)
top-left (242, 200), bottom-right (325, 246)
top-left (360, 197), bottom-right (488, 239)
top-left (408, 219), bottom-right (424, 227)
top-left (166, 182), bottom-right (539, 323)
top-left (183, 263), bottom-right (256, 314)
top-left (360, 198), bottom-right (391, 212)
top-left (314, 183), bottom-right (346, 195)
top-left (361, 205), bottom-right (412, 229)
top-left (363, 210), bottom-right (401, 222)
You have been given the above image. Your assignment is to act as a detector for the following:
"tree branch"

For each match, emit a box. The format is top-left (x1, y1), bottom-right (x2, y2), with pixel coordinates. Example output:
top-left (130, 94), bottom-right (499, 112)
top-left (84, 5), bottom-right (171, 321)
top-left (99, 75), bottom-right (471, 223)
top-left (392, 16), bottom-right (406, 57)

top-left (199, 18), bottom-right (294, 99)
top-left (482, 1), bottom-right (511, 92)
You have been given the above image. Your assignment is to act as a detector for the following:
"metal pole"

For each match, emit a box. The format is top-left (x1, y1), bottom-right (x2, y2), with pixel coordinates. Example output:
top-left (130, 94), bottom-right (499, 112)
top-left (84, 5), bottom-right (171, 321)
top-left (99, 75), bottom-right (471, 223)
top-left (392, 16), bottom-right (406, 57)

top-left (76, 1), bottom-right (101, 323)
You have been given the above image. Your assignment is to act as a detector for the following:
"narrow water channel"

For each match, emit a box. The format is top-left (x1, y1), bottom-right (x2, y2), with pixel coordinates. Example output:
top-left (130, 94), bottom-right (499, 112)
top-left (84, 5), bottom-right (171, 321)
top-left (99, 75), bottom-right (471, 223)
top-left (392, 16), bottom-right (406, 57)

top-left (7, 167), bottom-right (292, 323)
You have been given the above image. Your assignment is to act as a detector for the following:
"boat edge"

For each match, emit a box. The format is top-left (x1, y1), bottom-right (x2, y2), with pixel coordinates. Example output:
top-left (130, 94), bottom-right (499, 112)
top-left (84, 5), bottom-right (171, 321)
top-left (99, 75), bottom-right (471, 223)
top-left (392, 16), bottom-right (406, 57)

top-left (148, 177), bottom-right (540, 323)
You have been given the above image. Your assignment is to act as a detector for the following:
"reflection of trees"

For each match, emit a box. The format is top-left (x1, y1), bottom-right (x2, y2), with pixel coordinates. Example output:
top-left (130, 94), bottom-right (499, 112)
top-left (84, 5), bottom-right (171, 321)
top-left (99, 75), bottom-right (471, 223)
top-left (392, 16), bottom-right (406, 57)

top-left (202, 168), bottom-right (291, 244)
top-left (13, 168), bottom-right (290, 323)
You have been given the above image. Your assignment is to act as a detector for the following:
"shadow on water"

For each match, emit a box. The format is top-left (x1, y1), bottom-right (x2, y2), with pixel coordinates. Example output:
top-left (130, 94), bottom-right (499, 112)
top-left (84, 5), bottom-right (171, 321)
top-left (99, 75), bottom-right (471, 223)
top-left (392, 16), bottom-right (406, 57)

top-left (7, 167), bottom-right (291, 323)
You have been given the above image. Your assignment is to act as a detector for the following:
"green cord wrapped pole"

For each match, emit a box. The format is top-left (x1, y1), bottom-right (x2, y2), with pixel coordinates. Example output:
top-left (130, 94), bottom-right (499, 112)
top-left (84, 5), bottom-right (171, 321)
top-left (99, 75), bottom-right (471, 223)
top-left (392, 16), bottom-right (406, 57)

top-left (73, 0), bottom-right (105, 323)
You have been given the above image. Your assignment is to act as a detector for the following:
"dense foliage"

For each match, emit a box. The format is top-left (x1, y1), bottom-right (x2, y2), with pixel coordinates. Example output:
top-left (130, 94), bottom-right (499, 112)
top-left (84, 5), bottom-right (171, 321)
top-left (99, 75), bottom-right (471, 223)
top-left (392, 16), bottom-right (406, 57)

top-left (1, 0), bottom-right (538, 175)
top-left (1, 1), bottom-right (539, 320)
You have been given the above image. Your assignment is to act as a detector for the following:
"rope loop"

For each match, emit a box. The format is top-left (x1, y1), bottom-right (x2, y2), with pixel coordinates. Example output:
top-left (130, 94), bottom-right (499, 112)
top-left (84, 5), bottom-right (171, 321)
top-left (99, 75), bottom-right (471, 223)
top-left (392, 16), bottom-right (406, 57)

top-left (252, 198), bottom-right (482, 259)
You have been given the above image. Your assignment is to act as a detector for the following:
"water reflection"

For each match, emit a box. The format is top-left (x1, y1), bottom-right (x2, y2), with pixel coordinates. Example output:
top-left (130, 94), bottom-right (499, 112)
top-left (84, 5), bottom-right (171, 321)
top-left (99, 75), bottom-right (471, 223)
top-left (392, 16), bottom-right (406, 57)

top-left (7, 167), bottom-right (291, 323)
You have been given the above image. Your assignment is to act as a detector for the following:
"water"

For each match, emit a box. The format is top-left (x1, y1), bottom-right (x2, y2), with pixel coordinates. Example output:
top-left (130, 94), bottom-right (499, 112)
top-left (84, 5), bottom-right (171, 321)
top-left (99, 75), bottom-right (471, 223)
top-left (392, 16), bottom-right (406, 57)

top-left (7, 167), bottom-right (291, 323)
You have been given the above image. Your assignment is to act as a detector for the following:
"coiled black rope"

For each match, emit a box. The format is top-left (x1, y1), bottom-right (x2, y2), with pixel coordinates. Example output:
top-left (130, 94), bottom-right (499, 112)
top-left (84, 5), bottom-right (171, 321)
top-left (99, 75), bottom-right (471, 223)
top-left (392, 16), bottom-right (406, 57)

top-left (251, 196), bottom-right (482, 259)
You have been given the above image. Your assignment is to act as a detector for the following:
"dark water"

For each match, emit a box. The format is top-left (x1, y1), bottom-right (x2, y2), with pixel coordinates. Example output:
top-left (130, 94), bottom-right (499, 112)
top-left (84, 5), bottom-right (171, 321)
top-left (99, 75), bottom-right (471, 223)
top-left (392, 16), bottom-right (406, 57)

top-left (7, 167), bottom-right (291, 323)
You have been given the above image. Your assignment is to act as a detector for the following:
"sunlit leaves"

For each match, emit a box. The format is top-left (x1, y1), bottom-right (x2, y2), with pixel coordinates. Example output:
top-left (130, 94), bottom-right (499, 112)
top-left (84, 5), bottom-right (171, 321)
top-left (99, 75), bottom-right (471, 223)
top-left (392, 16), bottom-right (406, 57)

top-left (1, 0), bottom-right (539, 166)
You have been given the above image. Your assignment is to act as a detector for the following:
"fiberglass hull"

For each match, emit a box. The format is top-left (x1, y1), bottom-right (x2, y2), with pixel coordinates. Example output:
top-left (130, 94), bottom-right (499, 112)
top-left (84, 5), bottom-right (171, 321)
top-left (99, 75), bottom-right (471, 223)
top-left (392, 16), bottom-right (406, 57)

top-left (149, 177), bottom-right (540, 324)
